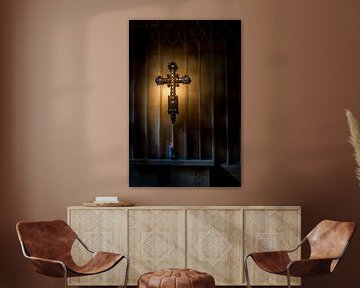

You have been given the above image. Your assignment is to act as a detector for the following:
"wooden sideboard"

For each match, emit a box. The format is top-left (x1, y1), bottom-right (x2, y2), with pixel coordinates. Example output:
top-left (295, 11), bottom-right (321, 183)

top-left (67, 206), bottom-right (301, 286)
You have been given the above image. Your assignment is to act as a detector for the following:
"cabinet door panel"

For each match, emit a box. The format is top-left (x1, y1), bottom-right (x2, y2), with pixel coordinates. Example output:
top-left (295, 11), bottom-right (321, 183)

top-left (128, 209), bottom-right (186, 284)
top-left (187, 209), bottom-right (243, 285)
top-left (68, 208), bottom-right (127, 286)
top-left (244, 209), bottom-right (301, 286)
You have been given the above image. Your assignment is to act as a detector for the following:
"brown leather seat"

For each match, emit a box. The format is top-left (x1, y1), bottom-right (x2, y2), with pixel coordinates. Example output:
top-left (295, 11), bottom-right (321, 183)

top-left (244, 220), bottom-right (356, 288)
top-left (16, 220), bottom-right (129, 288)
top-left (138, 268), bottom-right (215, 288)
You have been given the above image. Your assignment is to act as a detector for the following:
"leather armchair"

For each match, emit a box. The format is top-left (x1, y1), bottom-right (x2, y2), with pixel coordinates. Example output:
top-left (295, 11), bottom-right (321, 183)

top-left (16, 220), bottom-right (129, 288)
top-left (244, 220), bottom-right (356, 288)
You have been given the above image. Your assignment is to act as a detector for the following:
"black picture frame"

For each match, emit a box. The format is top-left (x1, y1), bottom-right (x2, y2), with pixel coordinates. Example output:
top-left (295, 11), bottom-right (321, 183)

top-left (129, 20), bottom-right (241, 187)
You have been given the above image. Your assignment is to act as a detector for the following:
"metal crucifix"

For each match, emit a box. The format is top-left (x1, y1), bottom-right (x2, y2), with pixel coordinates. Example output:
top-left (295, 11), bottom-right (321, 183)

top-left (155, 61), bottom-right (191, 124)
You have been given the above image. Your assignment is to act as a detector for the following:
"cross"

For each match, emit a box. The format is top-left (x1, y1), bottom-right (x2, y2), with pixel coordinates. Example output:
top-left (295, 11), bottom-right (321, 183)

top-left (155, 61), bottom-right (191, 124)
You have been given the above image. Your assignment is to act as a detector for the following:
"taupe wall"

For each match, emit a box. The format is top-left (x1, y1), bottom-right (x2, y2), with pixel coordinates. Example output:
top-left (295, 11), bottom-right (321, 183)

top-left (1, 0), bottom-right (360, 287)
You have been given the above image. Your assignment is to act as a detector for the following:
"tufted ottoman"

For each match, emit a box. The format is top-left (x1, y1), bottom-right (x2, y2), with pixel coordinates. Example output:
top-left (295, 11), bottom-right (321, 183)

top-left (138, 268), bottom-right (215, 288)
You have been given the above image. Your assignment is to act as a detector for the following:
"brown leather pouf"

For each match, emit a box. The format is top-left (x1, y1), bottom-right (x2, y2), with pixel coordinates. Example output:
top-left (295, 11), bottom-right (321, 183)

top-left (138, 268), bottom-right (215, 288)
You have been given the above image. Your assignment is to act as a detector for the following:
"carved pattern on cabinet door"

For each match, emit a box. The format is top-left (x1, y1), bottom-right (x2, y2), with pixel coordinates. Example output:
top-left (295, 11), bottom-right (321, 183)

top-left (194, 227), bottom-right (232, 265)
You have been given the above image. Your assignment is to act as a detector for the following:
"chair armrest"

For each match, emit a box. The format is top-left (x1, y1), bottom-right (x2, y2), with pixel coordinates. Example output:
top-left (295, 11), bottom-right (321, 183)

top-left (76, 236), bottom-right (94, 253)
top-left (246, 236), bottom-right (306, 258)
top-left (25, 255), bottom-right (64, 265)
top-left (247, 250), bottom-right (290, 258)
top-left (285, 237), bottom-right (307, 253)
top-left (287, 258), bottom-right (335, 277)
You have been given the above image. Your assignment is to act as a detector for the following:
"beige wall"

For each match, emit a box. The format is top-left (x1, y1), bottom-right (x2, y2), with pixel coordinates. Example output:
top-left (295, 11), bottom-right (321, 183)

top-left (1, 0), bottom-right (360, 287)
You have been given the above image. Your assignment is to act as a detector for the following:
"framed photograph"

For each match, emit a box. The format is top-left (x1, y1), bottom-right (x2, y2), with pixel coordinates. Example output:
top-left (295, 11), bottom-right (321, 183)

top-left (129, 20), bottom-right (241, 187)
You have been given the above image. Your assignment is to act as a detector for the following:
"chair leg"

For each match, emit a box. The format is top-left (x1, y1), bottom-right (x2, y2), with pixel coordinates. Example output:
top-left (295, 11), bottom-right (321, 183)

top-left (286, 270), bottom-right (292, 288)
top-left (123, 255), bottom-right (130, 288)
top-left (243, 255), bottom-right (252, 288)
top-left (61, 264), bottom-right (68, 288)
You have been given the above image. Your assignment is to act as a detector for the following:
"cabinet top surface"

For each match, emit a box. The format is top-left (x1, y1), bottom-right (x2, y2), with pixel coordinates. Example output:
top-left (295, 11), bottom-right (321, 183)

top-left (68, 205), bottom-right (301, 210)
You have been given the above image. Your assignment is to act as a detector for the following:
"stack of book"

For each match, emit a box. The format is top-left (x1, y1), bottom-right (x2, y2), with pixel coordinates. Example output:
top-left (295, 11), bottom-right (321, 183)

top-left (93, 196), bottom-right (119, 204)
top-left (82, 196), bottom-right (135, 207)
